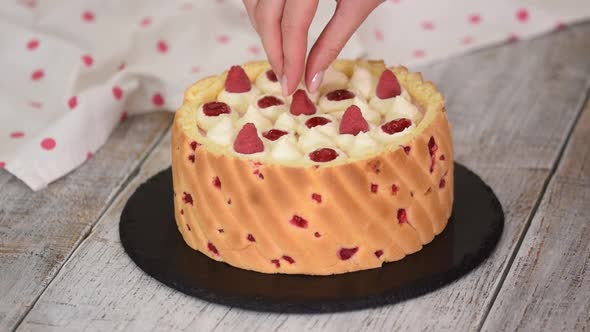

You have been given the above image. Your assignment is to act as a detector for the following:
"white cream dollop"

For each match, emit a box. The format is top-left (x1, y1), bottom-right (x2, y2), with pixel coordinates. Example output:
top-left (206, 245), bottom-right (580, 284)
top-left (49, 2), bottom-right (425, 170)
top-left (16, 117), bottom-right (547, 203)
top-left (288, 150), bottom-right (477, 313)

top-left (255, 69), bottom-right (282, 95)
top-left (237, 105), bottom-right (273, 132)
top-left (274, 112), bottom-right (298, 132)
top-left (318, 66), bottom-right (349, 94)
top-left (271, 136), bottom-right (302, 162)
top-left (298, 127), bottom-right (337, 153)
top-left (349, 66), bottom-right (374, 99)
top-left (256, 95), bottom-right (288, 122)
top-left (207, 116), bottom-right (234, 146)
top-left (196, 104), bottom-right (238, 131)
top-left (385, 95), bottom-right (422, 124)
top-left (347, 132), bottom-right (380, 157)
top-left (217, 86), bottom-right (261, 113)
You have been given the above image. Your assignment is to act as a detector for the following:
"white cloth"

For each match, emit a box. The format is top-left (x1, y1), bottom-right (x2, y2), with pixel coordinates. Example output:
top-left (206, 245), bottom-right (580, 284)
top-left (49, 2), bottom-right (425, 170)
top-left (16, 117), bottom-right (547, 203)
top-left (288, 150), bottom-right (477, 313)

top-left (0, 0), bottom-right (588, 190)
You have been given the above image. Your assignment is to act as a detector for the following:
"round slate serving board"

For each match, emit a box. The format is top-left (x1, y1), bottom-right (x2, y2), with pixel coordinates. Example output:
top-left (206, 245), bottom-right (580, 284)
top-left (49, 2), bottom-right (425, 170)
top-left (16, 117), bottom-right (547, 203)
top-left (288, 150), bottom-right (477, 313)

top-left (120, 163), bottom-right (503, 313)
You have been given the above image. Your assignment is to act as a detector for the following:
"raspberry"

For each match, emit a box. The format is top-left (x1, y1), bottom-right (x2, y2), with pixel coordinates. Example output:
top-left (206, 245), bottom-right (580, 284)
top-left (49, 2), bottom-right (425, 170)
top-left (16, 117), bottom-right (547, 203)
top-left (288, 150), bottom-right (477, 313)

top-left (271, 259), bottom-right (280, 268)
top-left (257, 96), bottom-right (284, 108)
top-left (428, 136), bottom-right (438, 173)
top-left (190, 141), bottom-right (201, 151)
top-left (290, 89), bottom-right (316, 115)
top-left (203, 101), bottom-right (231, 116)
top-left (182, 192), bottom-right (193, 205)
top-left (402, 145), bottom-right (411, 154)
top-left (234, 123), bottom-right (264, 154)
top-left (208, 242), bottom-right (219, 256)
top-left (381, 118), bottom-right (412, 135)
top-left (262, 129), bottom-right (288, 141)
top-left (391, 184), bottom-right (399, 195)
top-left (282, 255), bottom-right (295, 264)
top-left (376, 69), bottom-right (401, 99)
top-left (339, 105), bottom-right (369, 135)
top-left (374, 250), bottom-right (383, 258)
top-left (305, 117), bottom-right (331, 128)
top-left (371, 183), bottom-right (378, 193)
top-left (439, 178), bottom-right (446, 188)
top-left (266, 70), bottom-right (278, 82)
top-left (397, 209), bottom-right (408, 224)
top-left (225, 65), bottom-right (251, 93)
top-left (311, 193), bottom-right (322, 203)
top-left (247, 234), bottom-right (256, 242)
top-left (326, 89), bottom-right (355, 101)
top-left (188, 154), bottom-right (195, 163)
top-left (339, 247), bottom-right (358, 260)
top-left (290, 215), bottom-right (308, 228)
top-left (314, 232), bottom-right (322, 238)
top-left (213, 176), bottom-right (221, 189)
top-left (309, 148), bottom-right (338, 162)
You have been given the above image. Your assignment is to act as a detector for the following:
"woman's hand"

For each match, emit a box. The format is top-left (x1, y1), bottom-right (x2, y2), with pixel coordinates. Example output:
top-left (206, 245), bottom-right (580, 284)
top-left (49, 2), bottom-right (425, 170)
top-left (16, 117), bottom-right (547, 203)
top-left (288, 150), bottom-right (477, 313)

top-left (243, 0), bottom-right (383, 95)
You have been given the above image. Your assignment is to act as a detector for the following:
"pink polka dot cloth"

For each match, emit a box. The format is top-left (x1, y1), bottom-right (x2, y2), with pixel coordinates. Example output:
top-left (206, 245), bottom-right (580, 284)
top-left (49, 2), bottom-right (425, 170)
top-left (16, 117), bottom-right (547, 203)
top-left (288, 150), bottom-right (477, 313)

top-left (0, 0), bottom-right (588, 190)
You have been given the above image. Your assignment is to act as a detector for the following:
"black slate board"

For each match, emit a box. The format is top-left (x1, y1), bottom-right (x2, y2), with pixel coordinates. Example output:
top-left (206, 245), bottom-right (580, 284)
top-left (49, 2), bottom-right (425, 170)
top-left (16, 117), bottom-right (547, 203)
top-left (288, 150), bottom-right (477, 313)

top-left (120, 163), bottom-right (503, 313)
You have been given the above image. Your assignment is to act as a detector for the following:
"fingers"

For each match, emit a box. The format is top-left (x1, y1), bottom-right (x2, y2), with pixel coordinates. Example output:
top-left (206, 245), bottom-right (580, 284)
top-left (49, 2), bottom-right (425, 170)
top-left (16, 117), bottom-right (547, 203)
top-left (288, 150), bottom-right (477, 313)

top-left (305, 0), bottom-right (383, 92)
top-left (249, 0), bottom-right (286, 79)
top-left (242, 0), bottom-right (259, 30)
top-left (280, 0), bottom-right (319, 96)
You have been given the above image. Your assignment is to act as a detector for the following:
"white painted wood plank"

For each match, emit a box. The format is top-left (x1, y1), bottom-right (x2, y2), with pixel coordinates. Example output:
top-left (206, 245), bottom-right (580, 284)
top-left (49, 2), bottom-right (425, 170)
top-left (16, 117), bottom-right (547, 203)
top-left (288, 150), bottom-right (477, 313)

top-left (481, 97), bottom-right (590, 332)
top-left (16, 23), bottom-right (590, 331)
top-left (0, 113), bottom-right (173, 331)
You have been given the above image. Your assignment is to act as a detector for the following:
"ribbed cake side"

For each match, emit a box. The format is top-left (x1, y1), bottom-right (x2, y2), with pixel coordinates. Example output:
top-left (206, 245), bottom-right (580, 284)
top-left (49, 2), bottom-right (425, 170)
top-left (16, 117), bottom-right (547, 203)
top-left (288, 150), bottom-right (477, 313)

top-left (171, 60), bottom-right (453, 275)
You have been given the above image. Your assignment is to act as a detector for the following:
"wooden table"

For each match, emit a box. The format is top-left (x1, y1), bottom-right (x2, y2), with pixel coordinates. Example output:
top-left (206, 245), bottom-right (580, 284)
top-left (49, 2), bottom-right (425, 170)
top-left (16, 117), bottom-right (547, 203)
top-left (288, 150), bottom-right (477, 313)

top-left (1, 23), bottom-right (589, 332)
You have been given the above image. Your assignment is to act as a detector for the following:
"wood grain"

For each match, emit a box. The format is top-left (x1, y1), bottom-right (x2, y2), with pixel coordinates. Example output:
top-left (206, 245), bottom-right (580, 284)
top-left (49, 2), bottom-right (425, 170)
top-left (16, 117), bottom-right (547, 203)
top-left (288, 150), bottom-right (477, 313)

top-left (15, 23), bottom-right (590, 331)
top-left (0, 113), bottom-right (173, 331)
top-left (481, 97), bottom-right (590, 332)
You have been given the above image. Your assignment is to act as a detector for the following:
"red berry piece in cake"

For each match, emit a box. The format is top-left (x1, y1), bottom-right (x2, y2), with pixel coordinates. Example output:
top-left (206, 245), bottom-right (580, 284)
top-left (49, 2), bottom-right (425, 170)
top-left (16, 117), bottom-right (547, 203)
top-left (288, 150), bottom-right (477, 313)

top-left (440, 154), bottom-right (445, 161)
top-left (428, 136), bottom-right (438, 173)
top-left (309, 148), bottom-right (339, 162)
top-left (212, 176), bottom-right (221, 189)
top-left (271, 259), bottom-right (281, 268)
top-left (234, 123), bottom-right (264, 154)
top-left (282, 255), bottom-right (295, 264)
top-left (397, 208), bottom-right (408, 224)
top-left (190, 141), bottom-right (201, 151)
top-left (290, 89), bottom-right (316, 116)
top-left (439, 178), bottom-right (446, 188)
top-left (289, 215), bottom-right (309, 228)
top-left (326, 89), bottom-right (355, 101)
top-left (376, 69), bottom-right (401, 99)
top-left (338, 247), bottom-right (359, 260)
top-left (311, 193), bottom-right (322, 203)
top-left (402, 145), bottom-right (411, 154)
top-left (305, 117), bottom-right (332, 128)
top-left (381, 118), bottom-right (412, 135)
top-left (182, 192), bottom-right (193, 205)
top-left (180, 209), bottom-right (184, 215)
top-left (371, 183), bottom-right (378, 193)
top-left (208, 242), bottom-right (220, 256)
top-left (247, 234), bottom-right (256, 242)
top-left (225, 65), bottom-right (251, 93)
top-left (186, 224), bottom-right (191, 231)
top-left (314, 232), bottom-right (322, 238)
top-left (339, 105), bottom-right (369, 135)
top-left (188, 154), bottom-right (195, 163)
top-left (262, 129), bottom-right (288, 141)
top-left (266, 70), bottom-right (278, 82)
top-left (218, 228), bottom-right (224, 233)
top-left (374, 250), bottom-right (384, 258)
top-left (391, 184), bottom-right (399, 195)
top-left (203, 101), bottom-right (231, 116)
top-left (257, 96), bottom-right (284, 108)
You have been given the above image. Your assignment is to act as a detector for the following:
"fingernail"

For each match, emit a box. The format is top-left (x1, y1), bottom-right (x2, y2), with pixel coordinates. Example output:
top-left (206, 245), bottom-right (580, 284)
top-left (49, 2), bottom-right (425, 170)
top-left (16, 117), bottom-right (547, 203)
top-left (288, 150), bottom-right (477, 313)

top-left (281, 75), bottom-right (289, 96)
top-left (308, 70), bottom-right (324, 94)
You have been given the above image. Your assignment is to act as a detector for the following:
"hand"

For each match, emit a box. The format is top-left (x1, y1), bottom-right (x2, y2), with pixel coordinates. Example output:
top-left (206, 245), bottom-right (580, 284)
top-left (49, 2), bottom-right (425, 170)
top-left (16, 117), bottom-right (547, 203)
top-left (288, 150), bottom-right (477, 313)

top-left (243, 0), bottom-right (383, 96)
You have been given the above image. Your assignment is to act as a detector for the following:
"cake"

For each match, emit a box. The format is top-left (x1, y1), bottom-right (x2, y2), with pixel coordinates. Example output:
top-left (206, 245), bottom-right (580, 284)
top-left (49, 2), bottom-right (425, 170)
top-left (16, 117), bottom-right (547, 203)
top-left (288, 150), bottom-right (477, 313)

top-left (171, 60), bottom-right (453, 275)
